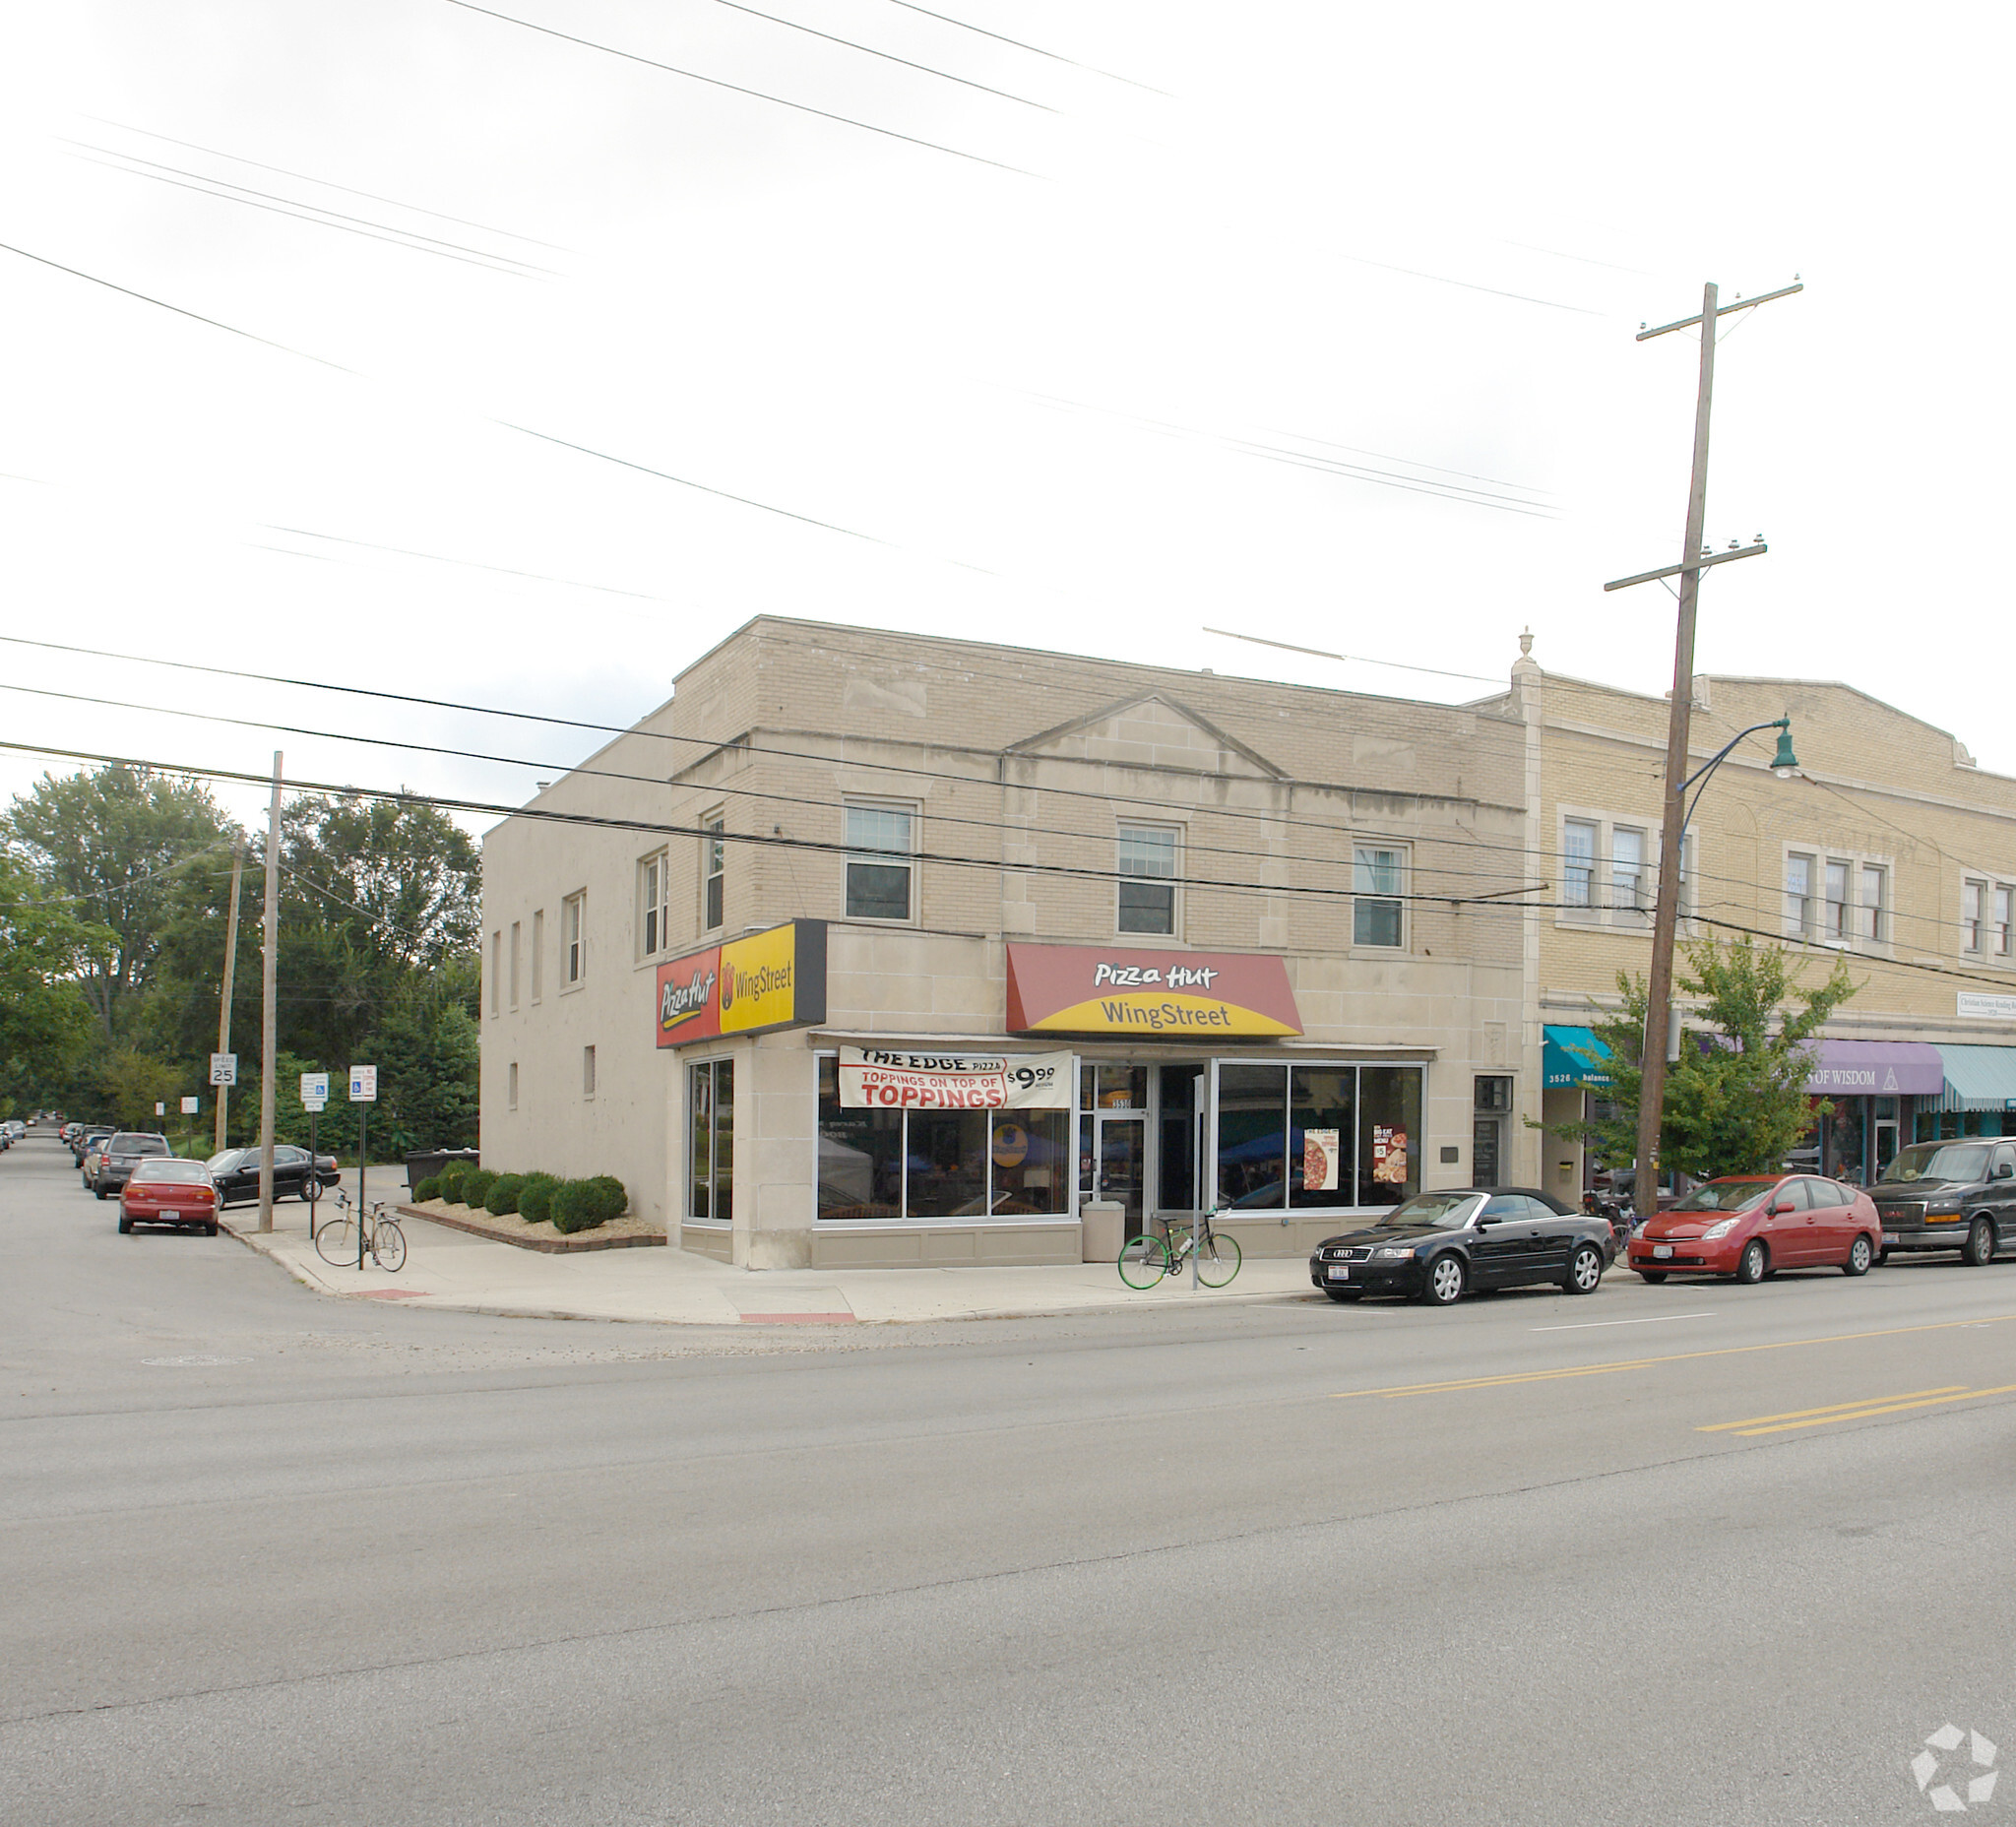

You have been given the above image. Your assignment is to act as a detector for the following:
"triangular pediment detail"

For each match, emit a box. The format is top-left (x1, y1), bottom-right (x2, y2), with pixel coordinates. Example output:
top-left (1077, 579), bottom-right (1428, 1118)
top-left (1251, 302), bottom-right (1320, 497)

top-left (1008, 693), bottom-right (1286, 779)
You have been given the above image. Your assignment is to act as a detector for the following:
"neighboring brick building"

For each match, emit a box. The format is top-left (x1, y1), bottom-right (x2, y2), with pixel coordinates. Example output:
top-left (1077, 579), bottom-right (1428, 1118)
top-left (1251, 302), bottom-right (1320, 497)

top-left (479, 616), bottom-right (1538, 1268)
top-left (1491, 635), bottom-right (2016, 1199)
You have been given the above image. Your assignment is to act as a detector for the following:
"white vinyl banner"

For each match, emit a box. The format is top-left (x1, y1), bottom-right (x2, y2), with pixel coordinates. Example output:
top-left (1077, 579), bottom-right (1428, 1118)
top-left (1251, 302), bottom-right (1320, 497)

top-left (838, 1046), bottom-right (1074, 1110)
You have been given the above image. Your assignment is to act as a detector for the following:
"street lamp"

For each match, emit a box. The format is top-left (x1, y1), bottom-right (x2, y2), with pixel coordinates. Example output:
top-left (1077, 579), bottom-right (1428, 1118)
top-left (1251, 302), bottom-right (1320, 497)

top-left (1681, 715), bottom-right (1799, 832)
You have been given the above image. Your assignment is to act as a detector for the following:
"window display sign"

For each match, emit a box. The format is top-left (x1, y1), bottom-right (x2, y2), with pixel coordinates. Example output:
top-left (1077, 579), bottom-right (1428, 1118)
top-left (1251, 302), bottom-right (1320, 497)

top-left (1303, 1128), bottom-right (1340, 1193)
top-left (1371, 1124), bottom-right (1409, 1185)
top-left (838, 1046), bottom-right (1074, 1109)
top-left (656, 919), bottom-right (827, 1046)
top-left (1005, 943), bottom-right (1301, 1037)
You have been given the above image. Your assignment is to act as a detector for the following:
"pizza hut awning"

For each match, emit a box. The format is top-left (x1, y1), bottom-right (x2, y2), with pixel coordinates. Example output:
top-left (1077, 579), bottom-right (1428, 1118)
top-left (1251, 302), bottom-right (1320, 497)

top-left (1005, 943), bottom-right (1301, 1038)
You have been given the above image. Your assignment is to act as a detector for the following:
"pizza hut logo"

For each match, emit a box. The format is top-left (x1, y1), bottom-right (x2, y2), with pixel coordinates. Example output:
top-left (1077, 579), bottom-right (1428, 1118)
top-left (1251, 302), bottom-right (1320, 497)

top-left (661, 965), bottom-right (717, 1030)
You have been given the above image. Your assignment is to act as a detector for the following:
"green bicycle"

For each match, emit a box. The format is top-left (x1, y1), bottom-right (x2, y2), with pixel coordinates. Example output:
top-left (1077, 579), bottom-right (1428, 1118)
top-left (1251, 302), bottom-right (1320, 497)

top-left (1117, 1210), bottom-right (1242, 1290)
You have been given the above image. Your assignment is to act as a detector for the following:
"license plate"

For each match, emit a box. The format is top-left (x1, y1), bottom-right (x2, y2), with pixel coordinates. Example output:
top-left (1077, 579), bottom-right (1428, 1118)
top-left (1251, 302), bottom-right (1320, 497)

top-left (1653, 1244), bottom-right (1672, 1259)
top-left (1326, 1265), bottom-right (1350, 1281)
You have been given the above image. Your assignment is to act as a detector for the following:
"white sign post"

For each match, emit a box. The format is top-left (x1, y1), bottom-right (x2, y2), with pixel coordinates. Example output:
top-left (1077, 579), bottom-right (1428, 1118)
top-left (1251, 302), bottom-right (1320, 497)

top-left (348, 1067), bottom-right (378, 1269)
top-left (209, 1052), bottom-right (238, 1088)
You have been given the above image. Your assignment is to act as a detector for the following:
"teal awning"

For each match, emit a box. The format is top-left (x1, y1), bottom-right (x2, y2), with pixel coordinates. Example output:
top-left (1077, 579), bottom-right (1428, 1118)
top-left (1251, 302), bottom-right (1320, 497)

top-left (1544, 1025), bottom-right (1610, 1089)
top-left (1931, 1043), bottom-right (2016, 1112)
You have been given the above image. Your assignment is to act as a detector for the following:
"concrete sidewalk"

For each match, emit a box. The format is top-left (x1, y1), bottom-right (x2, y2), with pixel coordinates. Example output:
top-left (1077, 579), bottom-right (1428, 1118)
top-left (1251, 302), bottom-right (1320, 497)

top-left (219, 1189), bottom-right (1320, 1327)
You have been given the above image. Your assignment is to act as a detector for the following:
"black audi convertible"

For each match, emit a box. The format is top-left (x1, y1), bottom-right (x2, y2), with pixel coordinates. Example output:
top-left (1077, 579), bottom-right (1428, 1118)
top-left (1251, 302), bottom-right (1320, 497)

top-left (1308, 1187), bottom-right (1614, 1307)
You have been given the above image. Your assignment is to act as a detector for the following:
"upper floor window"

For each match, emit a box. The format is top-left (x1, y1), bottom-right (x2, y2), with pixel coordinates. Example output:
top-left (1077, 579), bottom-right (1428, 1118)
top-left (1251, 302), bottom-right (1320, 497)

top-left (1353, 846), bottom-right (1405, 948)
top-left (1610, 827), bottom-right (1646, 915)
top-left (1824, 859), bottom-right (1852, 940)
top-left (1963, 879), bottom-right (1985, 953)
top-left (1997, 886), bottom-right (2013, 957)
top-left (845, 802), bottom-right (914, 921)
top-left (531, 908), bottom-right (544, 1001)
top-left (509, 920), bottom-right (521, 1008)
top-left (1860, 865), bottom-right (1886, 942)
top-left (702, 814), bottom-right (724, 932)
top-left (640, 850), bottom-right (669, 957)
top-left (1563, 819), bottom-right (1596, 909)
top-left (1787, 853), bottom-right (1815, 936)
top-left (1116, 824), bottom-right (1178, 935)
top-left (489, 931), bottom-right (501, 1015)
top-left (562, 891), bottom-right (586, 986)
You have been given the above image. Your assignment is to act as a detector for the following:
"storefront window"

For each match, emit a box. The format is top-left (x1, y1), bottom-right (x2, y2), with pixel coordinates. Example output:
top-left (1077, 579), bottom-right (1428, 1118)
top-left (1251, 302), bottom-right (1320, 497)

top-left (1357, 1066), bottom-right (1421, 1207)
top-left (689, 1058), bottom-right (732, 1222)
top-left (1217, 1063), bottom-right (1288, 1208)
top-left (1290, 1066), bottom-right (1357, 1208)
top-left (1158, 1065), bottom-right (1202, 1211)
top-left (818, 1058), bottom-right (1068, 1220)
top-left (816, 1056), bottom-right (902, 1218)
top-left (1082, 1062), bottom-right (1149, 1111)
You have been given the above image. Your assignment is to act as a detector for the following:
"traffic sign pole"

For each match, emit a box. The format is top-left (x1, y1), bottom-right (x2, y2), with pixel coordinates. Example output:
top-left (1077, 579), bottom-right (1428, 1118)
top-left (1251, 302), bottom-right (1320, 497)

top-left (348, 1067), bottom-right (377, 1272)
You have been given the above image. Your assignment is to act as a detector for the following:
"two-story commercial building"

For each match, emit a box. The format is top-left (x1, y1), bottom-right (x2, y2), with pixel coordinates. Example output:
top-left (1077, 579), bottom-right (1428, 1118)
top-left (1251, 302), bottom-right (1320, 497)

top-left (478, 616), bottom-right (1540, 1268)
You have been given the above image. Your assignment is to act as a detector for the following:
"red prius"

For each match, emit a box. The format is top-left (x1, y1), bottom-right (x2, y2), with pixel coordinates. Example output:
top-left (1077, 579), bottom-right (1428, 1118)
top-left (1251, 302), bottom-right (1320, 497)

top-left (118, 1158), bottom-right (220, 1236)
top-left (1630, 1173), bottom-right (1885, 1285)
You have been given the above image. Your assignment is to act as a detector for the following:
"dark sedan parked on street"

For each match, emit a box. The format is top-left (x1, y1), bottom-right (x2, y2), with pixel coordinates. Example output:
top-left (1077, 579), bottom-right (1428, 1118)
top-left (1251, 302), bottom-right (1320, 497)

top-left (91, 1132), bottom-right (172, 1198)
top-left (1870, 1139), bottom-right (2016, 1266)
top-left (204, 1145), bottom-right (341, 1208)
top-left (1309, 1187), bottom-right (1612, 1307)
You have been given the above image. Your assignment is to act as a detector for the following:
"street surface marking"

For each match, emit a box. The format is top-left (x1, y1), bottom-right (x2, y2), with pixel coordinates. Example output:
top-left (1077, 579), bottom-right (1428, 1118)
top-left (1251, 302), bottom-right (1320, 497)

top-left (1696, 1388), bottom-right (1966, 1430)
top-left (1331, 1312), bottom-right (2016, 1402)
top-left (1530, 1312), bottom-right (1715, 1332)
top-left (1705, 1383), bottom-right (2016, 1437)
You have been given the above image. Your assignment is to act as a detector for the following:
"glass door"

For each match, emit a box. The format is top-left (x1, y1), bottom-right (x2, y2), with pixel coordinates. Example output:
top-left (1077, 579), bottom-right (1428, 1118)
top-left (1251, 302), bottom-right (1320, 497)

top-left (1086, 1114), bottom-right (1147, 1224)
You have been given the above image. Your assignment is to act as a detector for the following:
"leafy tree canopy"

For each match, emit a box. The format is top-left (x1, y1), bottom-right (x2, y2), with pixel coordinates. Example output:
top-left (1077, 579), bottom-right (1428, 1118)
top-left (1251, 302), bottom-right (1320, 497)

top-left (1548, 933), bottom-right (1857, 1180)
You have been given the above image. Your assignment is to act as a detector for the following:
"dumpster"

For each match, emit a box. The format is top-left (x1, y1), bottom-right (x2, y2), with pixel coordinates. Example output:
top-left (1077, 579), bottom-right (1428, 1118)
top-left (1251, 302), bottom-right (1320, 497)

top-left (407, 1147), bottom-right (479, 1191)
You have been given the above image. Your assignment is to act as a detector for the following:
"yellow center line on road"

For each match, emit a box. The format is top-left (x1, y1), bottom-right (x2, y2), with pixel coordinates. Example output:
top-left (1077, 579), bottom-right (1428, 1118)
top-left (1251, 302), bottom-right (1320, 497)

top-left (1718, 1383), bottom-right (2016, 1437)
top-left (1330, 1313), bottom-right (2016, 1402)
top-left (1696, 1388), bottom-right (1967, 1431)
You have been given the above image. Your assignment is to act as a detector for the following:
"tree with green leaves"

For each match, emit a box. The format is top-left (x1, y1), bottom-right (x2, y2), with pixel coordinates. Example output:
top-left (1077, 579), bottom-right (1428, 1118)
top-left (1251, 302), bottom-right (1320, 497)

top-left (5, 766), bottom-right (237, 1044)
top-left (1545, 933), bottom-right (1857, 1180)
top-left (0, 855), bottom-right (107, 1116)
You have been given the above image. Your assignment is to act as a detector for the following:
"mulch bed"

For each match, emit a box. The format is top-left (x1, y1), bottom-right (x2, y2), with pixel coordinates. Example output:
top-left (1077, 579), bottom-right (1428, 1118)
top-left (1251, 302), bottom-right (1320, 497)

top-left (397, 1199), bottom-right (667, 1254)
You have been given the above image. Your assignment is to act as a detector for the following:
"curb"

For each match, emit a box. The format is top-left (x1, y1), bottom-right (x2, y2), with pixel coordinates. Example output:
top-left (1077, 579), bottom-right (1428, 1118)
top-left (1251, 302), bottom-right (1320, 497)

top-left (397, 1204), bottom-right (667, 1253)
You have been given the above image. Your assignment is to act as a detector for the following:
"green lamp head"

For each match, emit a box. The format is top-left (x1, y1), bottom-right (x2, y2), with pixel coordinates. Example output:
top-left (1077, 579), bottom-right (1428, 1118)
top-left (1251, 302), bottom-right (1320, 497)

top-left (1770, 719), bottom-right (1799, 780)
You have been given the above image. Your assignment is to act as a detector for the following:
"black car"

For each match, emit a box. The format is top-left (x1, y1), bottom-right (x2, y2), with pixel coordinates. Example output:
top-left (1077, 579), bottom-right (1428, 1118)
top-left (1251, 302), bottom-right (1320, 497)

top-left (204, 1146), bottom-right (341, 1208)
top-left (1309, 1187), bottom-right (1613, 1307)
top-left (74, 1126), bottom-right (114, 1167)
top-left (92, 1132), bottom-right (172, 1197)
top-left (1871, 1139), bottom-right (2016, 1266)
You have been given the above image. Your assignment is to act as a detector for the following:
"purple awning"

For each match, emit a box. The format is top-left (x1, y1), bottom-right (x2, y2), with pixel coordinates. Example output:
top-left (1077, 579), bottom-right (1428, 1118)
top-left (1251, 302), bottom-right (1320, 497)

top-left (1801, 1039), bottom-right (1944, 1097)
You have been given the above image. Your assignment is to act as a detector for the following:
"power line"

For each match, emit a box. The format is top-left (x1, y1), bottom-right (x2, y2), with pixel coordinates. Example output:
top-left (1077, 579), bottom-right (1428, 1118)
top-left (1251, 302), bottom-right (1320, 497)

top-left (0, 242), bottom-right (952, 563)
top-left (442, 0), bottom-right (1041, 179)
top-left (703, 0), bottom-right (1056, 111)
top-left (876, 0), bottom-right (1169, 94)
top-left (63, 142), bottom-right (553, 279)
top-left (82, 115), bottom-right (570, 251)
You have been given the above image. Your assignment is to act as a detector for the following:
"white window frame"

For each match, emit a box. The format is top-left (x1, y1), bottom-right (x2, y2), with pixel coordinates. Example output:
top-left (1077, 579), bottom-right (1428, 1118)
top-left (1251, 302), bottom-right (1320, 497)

top-left (1823, 858), bottom-right (1853, 944)
top-left (1609, 826), bottom-right (1648, 921)
top-left (1996, 884), bottom-right (2014, 959)
top-left (1859, 864), bottom-right (1886, 943)
top-left (639, 850), bottom-right (669, 959)
top-left (701, 812), bottom-right (725, 933)
top-left (1561, 818), bottom-right (1598, 914)
top-left (1115, 822), bottom-right (1180, 937)
top-left (1352, 843), bottom-right (1407, 950)
top-left (1963, 877), bottom-right (1986, 955)
top-left (561, 891), bottom-right (586, 989)
top-left (844, 800), bottom-right (917, 924)
top-left (1786, 851), bottom-right (1816, 938)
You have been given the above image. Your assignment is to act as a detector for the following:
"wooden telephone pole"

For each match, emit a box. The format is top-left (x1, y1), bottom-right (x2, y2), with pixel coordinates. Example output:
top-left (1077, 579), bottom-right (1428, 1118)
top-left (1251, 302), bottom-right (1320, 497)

top-left (215, 843), bottom-right (245, 1156)
top-left (1607, 279), bottom-right (1802, 1208)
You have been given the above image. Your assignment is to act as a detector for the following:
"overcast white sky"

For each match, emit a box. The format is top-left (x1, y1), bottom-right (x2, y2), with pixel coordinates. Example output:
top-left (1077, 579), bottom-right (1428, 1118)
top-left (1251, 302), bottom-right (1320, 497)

top-left (2, 1), bottom-right (2010, 839)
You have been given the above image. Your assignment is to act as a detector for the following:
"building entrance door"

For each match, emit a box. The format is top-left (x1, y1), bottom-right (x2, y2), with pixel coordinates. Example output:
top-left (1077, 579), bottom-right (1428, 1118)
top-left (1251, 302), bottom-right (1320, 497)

top-left (1084, 1114), bottom-right (1148, 1225)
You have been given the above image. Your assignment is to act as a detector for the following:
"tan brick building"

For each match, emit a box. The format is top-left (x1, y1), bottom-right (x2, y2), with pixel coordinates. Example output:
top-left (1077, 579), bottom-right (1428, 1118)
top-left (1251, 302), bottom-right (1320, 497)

top-left (1490, 634), bottom-right (2016, 1200)
top-left (478, 617), bottom-right (1541, 1268)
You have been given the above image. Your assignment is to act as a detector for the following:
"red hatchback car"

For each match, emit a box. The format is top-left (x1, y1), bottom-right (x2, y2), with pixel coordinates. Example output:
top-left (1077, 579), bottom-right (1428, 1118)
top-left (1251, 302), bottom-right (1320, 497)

top-left (118, 1158), bottom-right (220, 1236)
top-left (1629, 1173), bottom-right (1884, 1284)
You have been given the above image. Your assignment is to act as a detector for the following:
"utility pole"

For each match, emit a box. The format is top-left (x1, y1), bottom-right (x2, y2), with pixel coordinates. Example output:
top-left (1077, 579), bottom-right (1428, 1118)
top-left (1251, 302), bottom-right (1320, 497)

top-left (1608, 279), bottom-right (1802, 1209)
top-left (215, 843), bottom-right (245, 1156)
top-left (256, 752), bottom-right (283, 1233)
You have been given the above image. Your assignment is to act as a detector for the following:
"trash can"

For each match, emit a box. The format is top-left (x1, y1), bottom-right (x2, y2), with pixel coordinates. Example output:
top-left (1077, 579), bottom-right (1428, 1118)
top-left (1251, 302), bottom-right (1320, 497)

top-left (1081, 1199), bottom-right (1127, 1264)
top-left (406, 1147), bottom-right (478, 1191)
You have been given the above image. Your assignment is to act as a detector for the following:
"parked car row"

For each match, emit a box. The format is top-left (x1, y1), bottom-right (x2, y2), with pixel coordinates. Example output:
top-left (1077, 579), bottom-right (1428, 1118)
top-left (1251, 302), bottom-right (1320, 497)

top-left (0, 1119), bottom-right (25, 1150)
top-left (1309, 1146), bottom-right (2016, 1310)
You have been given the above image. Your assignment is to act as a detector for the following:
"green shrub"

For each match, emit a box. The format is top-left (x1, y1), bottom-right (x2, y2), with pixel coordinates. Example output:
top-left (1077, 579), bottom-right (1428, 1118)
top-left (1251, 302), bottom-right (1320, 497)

top-left (551, 1175), bottom-right (627, 1234)
top-left (460, 1167), bottom-right (498, 1209)
top-left (517, 1172), bottom-right (561, 1225)
top-left (414, 1174), bottom-right (442, 1203)
top-left (485, 1172), bottom-right (528, 1216)
top-left (437, 1164), bottom-right (470, 1204)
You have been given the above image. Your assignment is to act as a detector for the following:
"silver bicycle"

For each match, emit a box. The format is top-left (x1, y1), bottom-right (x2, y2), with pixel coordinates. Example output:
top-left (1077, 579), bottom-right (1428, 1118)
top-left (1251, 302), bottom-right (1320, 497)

top-left (313, 1188), bottom-right (407, 1272)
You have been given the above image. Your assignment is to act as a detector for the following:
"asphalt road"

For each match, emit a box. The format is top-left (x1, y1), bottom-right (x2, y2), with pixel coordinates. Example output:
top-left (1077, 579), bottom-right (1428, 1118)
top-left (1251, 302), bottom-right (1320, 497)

top-left (5, 1131), bottom-right (2014, 1825)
